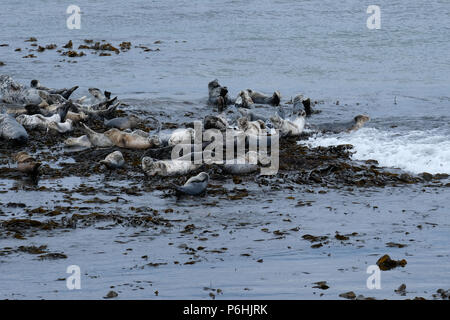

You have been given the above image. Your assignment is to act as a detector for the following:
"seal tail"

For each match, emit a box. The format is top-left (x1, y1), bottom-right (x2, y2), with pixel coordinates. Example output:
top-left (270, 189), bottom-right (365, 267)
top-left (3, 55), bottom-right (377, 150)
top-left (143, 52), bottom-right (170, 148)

top-left (302, 98), bottom-right (312, 117)
top-left (58, 101), bottom-right (72, 122)
top-left (61, 86), bottom-right (79, 100)
top-left (271, 91), bottom-right (281, 106)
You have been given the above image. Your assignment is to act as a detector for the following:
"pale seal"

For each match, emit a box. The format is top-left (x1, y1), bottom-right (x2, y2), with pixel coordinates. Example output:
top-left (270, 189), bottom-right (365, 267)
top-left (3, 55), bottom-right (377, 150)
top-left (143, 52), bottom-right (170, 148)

top-left (64, 135), bottom-right (93, 149)
top-left (0, 113), bottom-right (28, 144)
top-left (1, 75), bottom-right (41, 105)
top-left (104, 128), bottom-right (161, 150)
top-left (100, 151), bottom-right (125, 169)
top-left (171, 172), bottom-right (209, 196)
top-left (270, 111), bottom-right (306, 137)
top-left (168, 128), bottom-right (195, 147)
top-left (141, 156), bottom-right (201, 176)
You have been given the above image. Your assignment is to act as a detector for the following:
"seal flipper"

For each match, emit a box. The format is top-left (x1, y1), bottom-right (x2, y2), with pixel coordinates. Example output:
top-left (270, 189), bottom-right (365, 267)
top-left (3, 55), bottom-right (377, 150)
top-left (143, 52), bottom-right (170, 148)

top-left (61, 86), bottom-right (79, 100)
top-left (302, 98), bottom-right (312, 117)
top-left (57, 101), bottom-right (72, 122)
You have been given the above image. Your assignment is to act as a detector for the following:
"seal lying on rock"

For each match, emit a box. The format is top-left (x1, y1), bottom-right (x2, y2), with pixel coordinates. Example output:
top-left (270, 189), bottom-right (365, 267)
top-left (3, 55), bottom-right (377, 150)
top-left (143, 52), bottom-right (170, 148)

top-left (100, 151), bottom-right (125, 169)
top-left (16, 111), bottom-right (73, 133)
top-left (81, 123), bottom-right (115, 147)
top-left (0, 113), bottom-right (28, 144)
top-left (30, 80), bottom-right (78, 100)
top-left (104, 115), bottom-right (141, 130)
top-left (247, 89), bottom-right (281, 106)
top-left (168, 128), bottom-right (195, 147)
top-left (141, 156), bottom-right (201, 176)
top-left (14, 151), bottom-right (40, 175)
top-left (1, 75), bottom-right (42, 105)
top-left (311, 115), bottom-right (370, 134)
top-left (235, 90), bottom-right (254, 108)
top-left (172, 172), bottom-right (209, 196)
top-left (270, 111), bottom-right (306, 137)
top-left (204, 115), bottom-right (228, 131)
top-left (104, 128), bottom-right (161, 150)
top-left (64, 135), bottom-right (93, 149)
top-left (238, 108), bottom-right (268, 122)
top-left (222, 151), bottom-right (270, 175)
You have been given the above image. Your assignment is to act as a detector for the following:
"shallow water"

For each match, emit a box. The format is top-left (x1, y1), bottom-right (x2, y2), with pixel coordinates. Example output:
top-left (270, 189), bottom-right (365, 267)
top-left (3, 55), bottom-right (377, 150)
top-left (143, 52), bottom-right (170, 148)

top-left (0, 0), bottom-right (449, 299)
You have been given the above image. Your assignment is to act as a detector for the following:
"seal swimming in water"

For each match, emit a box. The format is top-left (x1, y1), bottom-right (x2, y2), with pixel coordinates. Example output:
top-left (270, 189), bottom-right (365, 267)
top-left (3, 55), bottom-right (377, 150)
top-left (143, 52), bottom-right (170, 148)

top-left (311, 115), bottom-right (370, 134)
top-left (247, 89), bottom-right (281, 106)
top-left (100, 151), bottom-right (125, 169)
top-left (0, 113), bottom-right (28, 144)
top-left (104, 115), bottom-right (141, 130)
top-left (14, 151), bottom-right (41, 175)
top-left (171, 172), bottom-right (209, 196)
top-left (141, 156), bottom-right (201, 176)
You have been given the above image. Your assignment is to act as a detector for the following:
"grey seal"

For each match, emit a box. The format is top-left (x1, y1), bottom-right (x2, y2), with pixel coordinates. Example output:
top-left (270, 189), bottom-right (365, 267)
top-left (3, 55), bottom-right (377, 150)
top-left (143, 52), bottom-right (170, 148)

top-left (172, 172), bottom-right (209, 196)
top-left (142, 156), bottom-right (201, 176)
top-left (100, 151), bottom-right (125, 169)
top-left (204, 114), bottom-right (228, 131)
top-left (311, 115), bottom-right (370, 134)
top-left (247, 89), bottom-right (281, 106)
top-left (0, 113), bottom-right (28, 144)
top-left (30, 80), bottom-right (79, 100)
top-left (208, 79), bottom-right (233, 111)
top-left (104, 115), bottom-right (141, 130)
top-left (293, 94), bottom-right (313, 117)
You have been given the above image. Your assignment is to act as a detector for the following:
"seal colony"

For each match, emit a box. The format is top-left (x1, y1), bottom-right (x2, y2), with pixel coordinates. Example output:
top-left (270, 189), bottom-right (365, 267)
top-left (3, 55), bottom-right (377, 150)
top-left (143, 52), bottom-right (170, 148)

top-left (1, 74), bottom-right (377, 197)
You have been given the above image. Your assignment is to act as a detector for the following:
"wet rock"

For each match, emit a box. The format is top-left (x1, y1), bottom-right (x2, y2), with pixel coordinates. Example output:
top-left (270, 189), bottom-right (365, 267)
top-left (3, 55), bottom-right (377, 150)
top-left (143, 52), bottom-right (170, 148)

top-left (312, 281), bottom-right (329, 290)
top-left (435, 289), bottom-right (450, 300)
top-left (339, 291), bottom-right (356, 300)
top-left (104, 290), bottom-right (118, 299)
top-left (63, 40), bottom-right (73, 49)
top-left (38, 253), bottom-right (68, 260)
top-left (395, 284), bottom-right (407, 296)
top-left (376, 254), bottom-right (407, 271)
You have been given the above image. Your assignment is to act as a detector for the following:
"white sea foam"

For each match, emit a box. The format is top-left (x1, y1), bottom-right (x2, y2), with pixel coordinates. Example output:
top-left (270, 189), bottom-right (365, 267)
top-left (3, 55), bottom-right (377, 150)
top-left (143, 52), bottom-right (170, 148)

top-left (303, 127), bottom-right (450, 175)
